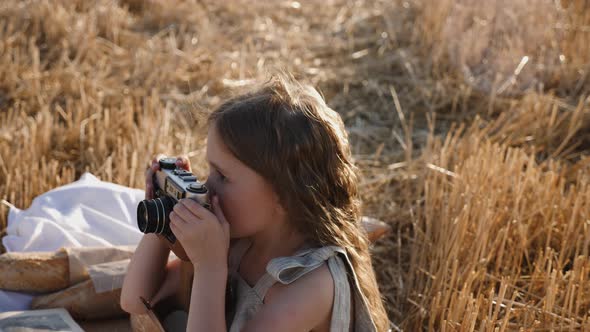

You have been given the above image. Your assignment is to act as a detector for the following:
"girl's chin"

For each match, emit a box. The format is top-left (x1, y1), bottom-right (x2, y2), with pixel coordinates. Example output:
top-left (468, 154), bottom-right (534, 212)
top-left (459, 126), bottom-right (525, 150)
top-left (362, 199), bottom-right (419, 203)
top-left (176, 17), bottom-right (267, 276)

top-left (228, 226), bottom-right (242, 239)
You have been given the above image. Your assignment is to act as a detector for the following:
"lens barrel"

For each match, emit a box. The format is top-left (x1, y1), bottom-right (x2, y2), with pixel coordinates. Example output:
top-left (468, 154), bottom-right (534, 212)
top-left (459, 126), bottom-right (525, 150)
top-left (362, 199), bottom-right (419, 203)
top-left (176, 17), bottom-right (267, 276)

top-left (137, 196), bottom-right (176, 235)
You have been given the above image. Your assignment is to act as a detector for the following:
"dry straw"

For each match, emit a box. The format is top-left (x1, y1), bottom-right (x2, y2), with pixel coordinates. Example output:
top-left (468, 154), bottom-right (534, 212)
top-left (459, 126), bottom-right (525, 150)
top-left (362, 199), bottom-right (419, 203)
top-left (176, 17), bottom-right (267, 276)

top-left (1, 0), bottom-right (590, 330)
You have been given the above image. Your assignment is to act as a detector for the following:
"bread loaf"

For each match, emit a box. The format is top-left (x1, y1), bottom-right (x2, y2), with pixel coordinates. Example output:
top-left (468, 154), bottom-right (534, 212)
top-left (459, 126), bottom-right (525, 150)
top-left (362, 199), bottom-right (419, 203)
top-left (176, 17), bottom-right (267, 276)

top-left (0, 249), bottom-right (70, 292)
top-left (31, 279), bottom-right (126, 320)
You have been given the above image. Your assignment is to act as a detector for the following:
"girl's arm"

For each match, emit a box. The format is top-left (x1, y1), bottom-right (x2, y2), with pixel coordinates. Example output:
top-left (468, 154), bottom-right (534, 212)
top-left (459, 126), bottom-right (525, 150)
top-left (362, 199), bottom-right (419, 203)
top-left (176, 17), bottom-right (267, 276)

top-left (186, 264), bottom-right (228, 331)
top-left (121, 154), bottom-right (187, 313)
top-left (120, 233), bottom-right (172, 314)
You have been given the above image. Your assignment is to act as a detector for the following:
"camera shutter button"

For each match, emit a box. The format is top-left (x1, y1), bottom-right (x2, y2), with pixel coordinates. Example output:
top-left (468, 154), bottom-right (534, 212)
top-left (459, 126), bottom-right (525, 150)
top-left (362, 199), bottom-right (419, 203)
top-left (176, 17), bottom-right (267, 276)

top-left (187, 183), bottom-right (207, 194)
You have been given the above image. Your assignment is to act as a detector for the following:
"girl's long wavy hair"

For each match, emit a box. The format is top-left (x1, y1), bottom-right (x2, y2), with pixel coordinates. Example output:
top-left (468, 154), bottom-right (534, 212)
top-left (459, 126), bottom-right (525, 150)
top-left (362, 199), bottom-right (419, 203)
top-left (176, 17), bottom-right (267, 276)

top-left (208, 74), bottom-right (389, 331)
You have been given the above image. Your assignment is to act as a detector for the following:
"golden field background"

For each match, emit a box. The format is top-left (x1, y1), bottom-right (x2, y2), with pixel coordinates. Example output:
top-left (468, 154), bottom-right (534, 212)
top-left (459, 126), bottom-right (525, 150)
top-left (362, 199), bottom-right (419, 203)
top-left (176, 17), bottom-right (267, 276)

top-left (1, 0), bottom-right (590, 330)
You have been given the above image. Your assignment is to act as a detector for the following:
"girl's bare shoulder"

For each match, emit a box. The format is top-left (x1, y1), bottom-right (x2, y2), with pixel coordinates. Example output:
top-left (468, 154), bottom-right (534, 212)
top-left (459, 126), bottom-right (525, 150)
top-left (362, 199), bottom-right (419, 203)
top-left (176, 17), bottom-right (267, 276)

top-left (243, 262), bottom-right (335, 332)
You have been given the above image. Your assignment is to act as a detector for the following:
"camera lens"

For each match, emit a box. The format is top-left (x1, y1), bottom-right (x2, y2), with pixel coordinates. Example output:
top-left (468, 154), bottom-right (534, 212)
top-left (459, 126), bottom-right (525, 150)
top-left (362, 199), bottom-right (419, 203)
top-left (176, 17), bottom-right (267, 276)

top-left (137, 196), bottom-right (176, 235)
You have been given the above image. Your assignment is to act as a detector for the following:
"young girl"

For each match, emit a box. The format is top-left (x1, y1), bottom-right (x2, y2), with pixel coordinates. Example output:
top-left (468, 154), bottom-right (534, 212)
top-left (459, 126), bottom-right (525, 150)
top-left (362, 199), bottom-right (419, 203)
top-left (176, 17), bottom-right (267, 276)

top-left (120, 75), bottom-right (390, 331)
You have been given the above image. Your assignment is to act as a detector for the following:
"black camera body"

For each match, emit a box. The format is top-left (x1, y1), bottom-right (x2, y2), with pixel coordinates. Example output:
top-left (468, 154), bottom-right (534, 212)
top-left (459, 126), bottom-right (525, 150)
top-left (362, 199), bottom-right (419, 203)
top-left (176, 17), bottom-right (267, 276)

top-left (137, 157), bottom-right (210, 259)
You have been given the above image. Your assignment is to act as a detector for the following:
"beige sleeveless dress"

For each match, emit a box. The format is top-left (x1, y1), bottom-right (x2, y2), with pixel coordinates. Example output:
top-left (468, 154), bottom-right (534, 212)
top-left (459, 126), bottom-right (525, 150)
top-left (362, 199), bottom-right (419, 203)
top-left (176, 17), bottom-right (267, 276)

top-left (141, 238), bottom-right (382, 331)
top-left (225, 238), bottom-right (378, 332)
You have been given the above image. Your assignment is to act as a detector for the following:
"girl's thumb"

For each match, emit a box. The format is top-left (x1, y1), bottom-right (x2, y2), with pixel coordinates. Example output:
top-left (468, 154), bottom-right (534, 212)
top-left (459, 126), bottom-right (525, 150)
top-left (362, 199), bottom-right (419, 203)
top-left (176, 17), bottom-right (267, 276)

top-left (212, 196), bottom-right (228, 226)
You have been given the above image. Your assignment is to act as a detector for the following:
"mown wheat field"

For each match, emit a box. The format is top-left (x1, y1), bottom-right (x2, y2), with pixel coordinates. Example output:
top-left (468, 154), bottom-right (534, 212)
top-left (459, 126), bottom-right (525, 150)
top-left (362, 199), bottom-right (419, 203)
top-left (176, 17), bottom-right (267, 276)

top-left (1, 0), bottom-right (590, 330)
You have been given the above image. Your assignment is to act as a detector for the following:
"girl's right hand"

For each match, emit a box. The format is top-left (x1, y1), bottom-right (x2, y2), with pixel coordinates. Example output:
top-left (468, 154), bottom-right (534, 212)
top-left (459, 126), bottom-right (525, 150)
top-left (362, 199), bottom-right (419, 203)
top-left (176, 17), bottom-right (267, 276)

top-left (144, 154), bottom-right (192, 200)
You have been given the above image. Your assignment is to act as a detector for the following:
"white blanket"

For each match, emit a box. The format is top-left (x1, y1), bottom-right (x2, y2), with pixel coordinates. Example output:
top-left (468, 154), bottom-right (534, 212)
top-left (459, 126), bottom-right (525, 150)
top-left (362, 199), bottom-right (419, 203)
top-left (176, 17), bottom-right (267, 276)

top-left (1, 172), bottom-right (145, 311)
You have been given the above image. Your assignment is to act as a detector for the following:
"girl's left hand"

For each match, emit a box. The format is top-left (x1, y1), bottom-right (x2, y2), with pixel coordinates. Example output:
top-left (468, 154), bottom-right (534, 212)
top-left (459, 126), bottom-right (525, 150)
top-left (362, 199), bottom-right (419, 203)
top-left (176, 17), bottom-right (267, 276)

top-left (169, 195), bottom-right (230, 269)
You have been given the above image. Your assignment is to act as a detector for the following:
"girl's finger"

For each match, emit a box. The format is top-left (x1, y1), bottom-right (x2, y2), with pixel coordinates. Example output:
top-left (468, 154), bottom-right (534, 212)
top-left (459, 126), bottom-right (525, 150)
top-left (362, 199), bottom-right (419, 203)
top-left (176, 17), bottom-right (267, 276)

top-left (146, 155), bottom-right (163, 183)
top-left (152, 154), bottom-right (167, 170)
top-left (169, 216), bottom-right (184, 241)
top-left (172, 202), bottom-right (199, 222)
top-left (213, 195), bottom-right (231, 238)
top-left (212, 196), bottom-right (228, 225)
top-left (170, 211), bottom-right (188, 225)
top-left (175, 156), bottom-right (192, 171)
top-left (170, 213), bottom-right (188, 240)
top-left (145, 169), bottom-right (154, 199)
top-left (179, 198), bottom-right (209, 220)
top-left (145, 154), bottom-right (166, 199)
top-left (145, 163), bottom-right (154, 179)
top-left (145, 186), bottom-right (152, 200)
top-left (169, 219), bottom-right (183, 240)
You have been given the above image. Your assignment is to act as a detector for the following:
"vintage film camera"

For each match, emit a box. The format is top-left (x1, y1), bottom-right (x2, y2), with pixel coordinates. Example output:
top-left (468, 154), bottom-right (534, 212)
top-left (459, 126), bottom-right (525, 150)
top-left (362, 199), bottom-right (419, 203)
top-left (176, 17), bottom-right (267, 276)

top-left (136, 157), bottom-right (210, 261)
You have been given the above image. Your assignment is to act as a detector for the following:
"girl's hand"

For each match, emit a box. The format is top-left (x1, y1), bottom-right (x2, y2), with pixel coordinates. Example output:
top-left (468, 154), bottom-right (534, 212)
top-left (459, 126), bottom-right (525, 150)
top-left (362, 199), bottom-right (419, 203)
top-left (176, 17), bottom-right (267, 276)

top-left (145, 155), bottom-right (192, 200)
top-left (169, 195), bottom-right (230, 269)
top-left (145, 154), bottom-right (165, 200)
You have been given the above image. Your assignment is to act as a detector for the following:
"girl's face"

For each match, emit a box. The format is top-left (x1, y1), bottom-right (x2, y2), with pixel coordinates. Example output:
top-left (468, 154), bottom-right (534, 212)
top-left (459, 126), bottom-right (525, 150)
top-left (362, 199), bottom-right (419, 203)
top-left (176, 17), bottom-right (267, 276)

top-left (204, 125), bottom-right (285, 238)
